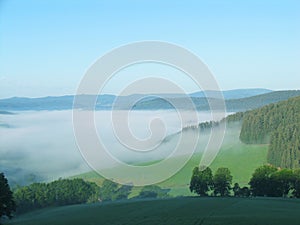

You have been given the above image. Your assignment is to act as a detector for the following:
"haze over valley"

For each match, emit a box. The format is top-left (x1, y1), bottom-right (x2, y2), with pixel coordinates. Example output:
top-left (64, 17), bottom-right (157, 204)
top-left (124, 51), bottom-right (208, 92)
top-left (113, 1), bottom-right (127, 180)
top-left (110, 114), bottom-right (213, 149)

top-left (1, 1), bottom-right (300, 224)
top-left (1, 89), bottom-right (299, 188)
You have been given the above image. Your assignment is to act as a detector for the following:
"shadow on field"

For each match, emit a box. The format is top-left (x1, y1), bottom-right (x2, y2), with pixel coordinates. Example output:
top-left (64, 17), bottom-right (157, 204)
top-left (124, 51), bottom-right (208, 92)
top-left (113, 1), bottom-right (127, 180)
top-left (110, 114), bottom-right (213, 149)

top-left (6, 197), bottom-right (300, 225)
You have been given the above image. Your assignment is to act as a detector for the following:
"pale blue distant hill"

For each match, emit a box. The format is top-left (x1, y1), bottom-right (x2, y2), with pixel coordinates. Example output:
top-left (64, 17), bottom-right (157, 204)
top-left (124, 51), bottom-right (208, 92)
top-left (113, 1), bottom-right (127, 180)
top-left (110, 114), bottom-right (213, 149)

top-left (0, 110), bottom-right (15, 115)
top-left (133, 90), bottom-right (300, 112)
top-left (190, 88), bottom-right (272, 99)
top-left (1, 89), bottom-right (300, 112)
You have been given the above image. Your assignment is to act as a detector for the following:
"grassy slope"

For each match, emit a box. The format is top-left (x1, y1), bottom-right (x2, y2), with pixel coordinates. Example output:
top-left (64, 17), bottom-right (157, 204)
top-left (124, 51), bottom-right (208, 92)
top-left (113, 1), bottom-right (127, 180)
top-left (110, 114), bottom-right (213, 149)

top-left (161, 144), bottom-right (268, 196)
top-left (7, 197), bottom-right (300, 225)
top-left (75, 125), bottom-right (268, 197)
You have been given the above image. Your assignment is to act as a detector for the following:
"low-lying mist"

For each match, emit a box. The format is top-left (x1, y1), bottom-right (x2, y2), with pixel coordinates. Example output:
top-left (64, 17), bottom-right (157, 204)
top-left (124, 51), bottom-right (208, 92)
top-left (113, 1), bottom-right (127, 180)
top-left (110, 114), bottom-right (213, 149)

top-left (0, 110), bottom-right (224, 186)
top-left (0, 111), bottom-right (90, 186)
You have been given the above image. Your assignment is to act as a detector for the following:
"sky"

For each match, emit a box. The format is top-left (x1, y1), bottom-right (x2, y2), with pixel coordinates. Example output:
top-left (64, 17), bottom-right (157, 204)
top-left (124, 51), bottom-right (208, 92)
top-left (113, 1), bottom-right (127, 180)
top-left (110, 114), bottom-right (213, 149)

top-left (0, 0), bottom-right (299, 98)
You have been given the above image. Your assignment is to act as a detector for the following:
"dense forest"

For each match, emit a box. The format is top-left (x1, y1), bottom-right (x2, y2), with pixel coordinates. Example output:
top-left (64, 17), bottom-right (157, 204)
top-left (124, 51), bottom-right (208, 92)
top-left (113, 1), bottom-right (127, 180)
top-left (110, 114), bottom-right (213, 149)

top-left (189, 96), bottom-right (300, 169)
top-left (240, 96), bottom-right (300, 169)
top-left (240, 96), bottom-right (300, 144)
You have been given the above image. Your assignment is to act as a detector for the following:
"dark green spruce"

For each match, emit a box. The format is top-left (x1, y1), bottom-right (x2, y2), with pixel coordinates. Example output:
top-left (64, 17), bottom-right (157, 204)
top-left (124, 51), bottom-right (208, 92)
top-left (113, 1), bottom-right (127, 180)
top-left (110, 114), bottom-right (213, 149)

top-left (239, 96), bottom-right (300, 169)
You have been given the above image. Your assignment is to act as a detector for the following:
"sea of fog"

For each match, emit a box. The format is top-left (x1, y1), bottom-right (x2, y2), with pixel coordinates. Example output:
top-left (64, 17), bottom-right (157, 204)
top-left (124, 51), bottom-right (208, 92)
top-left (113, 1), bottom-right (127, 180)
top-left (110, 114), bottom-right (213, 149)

top-left (0, 110), bottom-right (226, 186)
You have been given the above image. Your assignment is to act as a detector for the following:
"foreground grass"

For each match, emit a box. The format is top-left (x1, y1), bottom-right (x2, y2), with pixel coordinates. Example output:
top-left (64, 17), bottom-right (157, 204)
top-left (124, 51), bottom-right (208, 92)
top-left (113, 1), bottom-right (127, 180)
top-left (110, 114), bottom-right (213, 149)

top-left (7, 197), bottom-right (300, 225)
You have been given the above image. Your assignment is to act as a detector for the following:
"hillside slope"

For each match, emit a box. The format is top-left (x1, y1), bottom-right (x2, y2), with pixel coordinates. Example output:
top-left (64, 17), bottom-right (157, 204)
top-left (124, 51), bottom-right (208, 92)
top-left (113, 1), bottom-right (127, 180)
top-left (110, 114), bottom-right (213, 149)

top-left (240, 96), bottom-right (300, 169)
top-left (7, 197), bottom-right (300, 225)
top-left (133, 90), bottom-right (300, 111)
top-left (190, 88), bottom-right (272, 99)
top-left (75, 124), bottom-right (268, 196)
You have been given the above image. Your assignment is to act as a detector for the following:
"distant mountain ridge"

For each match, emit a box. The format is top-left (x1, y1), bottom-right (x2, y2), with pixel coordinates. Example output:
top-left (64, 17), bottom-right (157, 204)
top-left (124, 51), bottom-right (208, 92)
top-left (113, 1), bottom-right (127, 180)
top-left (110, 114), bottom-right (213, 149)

top-left (133, 90), bottom-right (300, 112)
top-left (190, 88), bottom-right (272, 99)
top-left (0, 89), bottom-right (299, 112)
top-left (0, 110), bottom-right (15, 115)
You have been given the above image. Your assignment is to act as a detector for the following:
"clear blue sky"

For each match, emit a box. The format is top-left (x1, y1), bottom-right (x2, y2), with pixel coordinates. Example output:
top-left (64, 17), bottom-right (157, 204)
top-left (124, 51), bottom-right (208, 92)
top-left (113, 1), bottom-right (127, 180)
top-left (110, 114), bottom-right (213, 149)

top-left (0, 0), bottom-right (299, 98)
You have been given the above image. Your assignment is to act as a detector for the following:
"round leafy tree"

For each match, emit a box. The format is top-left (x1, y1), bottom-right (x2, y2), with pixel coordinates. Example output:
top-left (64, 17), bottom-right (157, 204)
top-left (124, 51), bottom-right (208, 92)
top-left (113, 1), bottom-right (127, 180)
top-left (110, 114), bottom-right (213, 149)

top-left (190, 166), bottom-right (213, 196)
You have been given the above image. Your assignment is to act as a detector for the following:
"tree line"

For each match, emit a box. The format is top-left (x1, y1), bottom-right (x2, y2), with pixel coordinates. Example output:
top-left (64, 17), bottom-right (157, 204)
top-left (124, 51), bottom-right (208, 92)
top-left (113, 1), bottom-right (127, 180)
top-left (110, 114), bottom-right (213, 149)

top-left (190, 165), bottom-right (300, 198)
top-left (14, 179), bottom-right (169, 213)
top-left (13, 178), bottom-right (98, 213)
top-left (1, 172), bottom-right (170, 221)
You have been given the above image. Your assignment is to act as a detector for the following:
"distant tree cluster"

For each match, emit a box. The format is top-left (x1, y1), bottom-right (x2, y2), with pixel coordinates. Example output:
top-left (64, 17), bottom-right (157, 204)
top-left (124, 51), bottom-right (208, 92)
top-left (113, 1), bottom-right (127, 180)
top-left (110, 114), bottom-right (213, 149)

top-left (98, 180), bottom-right (132, 201)
top-left (239, 96), bottom-right (300, 169)
top-left (14, 178), bottom-right (98, 213)
top-left (138, 185), bottom-right (170, 199)
top-left (225, 112), bottom-right (245, 123)
top-left (190, 165), bottom-right (300, 198)
top-left (198, 121), bottom-right (218, 132)
top-left (97, 180), bottom-right (169, 201)
top-left (191, 110), bottom-right (247, 134)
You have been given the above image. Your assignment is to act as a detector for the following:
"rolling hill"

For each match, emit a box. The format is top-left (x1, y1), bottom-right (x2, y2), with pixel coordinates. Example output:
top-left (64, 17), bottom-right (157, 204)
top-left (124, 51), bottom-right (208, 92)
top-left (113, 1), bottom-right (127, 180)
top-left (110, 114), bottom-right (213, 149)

top-left (4, 91), bottom-right (300, 225)
top-left (0, 111), bottom-right (15, 115)
top-left (75, 123), bottom-right (268, 197)
top-left (190, 88), bottom-right (272, 99)
top-left (133, 90), bottom-right (300, 111)
top-left (7, 197), bottom-right (300, 225)
top-left (0, 88), bottom-right (279, 111)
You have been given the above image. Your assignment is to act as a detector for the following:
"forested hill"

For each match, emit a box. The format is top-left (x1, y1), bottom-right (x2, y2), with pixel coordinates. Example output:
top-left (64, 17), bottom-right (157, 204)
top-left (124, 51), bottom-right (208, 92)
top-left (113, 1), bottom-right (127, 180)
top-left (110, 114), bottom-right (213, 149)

top-left (239, 96), bottom-right (300, 169)
top-left (225, 90), bottom-right (300, 112)
top-left (181, 95), bottom-right (300, 169)
top-left (133, 90), bottom-right (300, 111)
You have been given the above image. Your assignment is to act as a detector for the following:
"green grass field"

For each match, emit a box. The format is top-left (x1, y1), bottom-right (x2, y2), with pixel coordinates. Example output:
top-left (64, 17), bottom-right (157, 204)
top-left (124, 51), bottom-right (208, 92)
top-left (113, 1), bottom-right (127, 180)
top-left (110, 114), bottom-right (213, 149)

top-left (7, 197), bottom-right (300, 225)
top-left (75, 125), bottom-right (269, 196)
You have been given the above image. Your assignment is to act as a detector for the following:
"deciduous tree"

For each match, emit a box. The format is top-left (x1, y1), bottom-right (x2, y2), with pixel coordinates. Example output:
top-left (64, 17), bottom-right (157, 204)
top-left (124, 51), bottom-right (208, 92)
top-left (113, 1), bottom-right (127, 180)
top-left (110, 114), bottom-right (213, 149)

top-left (189, 167), bottom-right (213, 196)
top-left (213, 168), bottom-right (232, 197)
